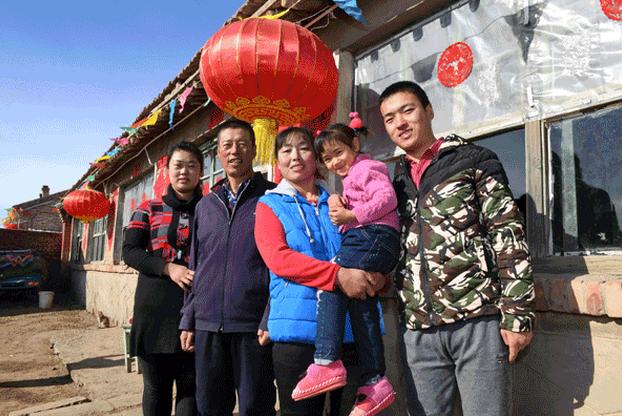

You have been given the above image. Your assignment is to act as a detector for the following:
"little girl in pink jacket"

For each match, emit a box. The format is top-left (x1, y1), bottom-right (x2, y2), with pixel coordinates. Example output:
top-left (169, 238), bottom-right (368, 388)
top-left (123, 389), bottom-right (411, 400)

top-left (291, 115), bottom-right (399, 416)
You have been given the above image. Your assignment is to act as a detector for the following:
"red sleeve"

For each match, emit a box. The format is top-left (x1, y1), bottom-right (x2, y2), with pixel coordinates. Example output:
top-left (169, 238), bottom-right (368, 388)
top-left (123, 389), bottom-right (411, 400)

top-left (255, 202), bottom-right (339, 291)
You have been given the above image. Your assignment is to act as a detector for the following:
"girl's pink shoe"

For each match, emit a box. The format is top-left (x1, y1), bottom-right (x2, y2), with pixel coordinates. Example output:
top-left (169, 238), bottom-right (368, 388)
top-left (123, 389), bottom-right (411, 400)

top-left (349, 376), bottom-right (396, 416)
top-left (291, 360), bottom-right (347, 401)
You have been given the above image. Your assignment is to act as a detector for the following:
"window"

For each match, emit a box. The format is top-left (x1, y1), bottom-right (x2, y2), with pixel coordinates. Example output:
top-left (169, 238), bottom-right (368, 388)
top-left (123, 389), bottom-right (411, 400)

top-left (200, 145), bottom-right (272, 191)
top-left (475, 128), bottom-right (526, 215)
top-left (549, 106), bottom-right (622, 254)
top-left (121, 171), bottom-right (154, 228)
top-left (201, 148), bottom-right (224, 190)
top-left (89, 217), bottom-right (106, 262)
top-left (70, 219), bottom-right (83, 263)
top-left (114, 171), bottom-right (155, 263)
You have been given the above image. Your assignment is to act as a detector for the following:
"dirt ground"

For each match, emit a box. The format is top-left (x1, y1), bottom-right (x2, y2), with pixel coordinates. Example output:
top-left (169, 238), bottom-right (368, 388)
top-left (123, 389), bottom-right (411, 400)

top-left (0, 292), bottom-right (97, 416)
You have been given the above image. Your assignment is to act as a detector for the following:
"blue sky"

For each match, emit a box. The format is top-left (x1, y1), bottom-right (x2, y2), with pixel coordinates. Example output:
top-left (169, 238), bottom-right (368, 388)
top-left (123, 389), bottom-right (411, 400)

top-left (0, 0), bottom-right (243, 214)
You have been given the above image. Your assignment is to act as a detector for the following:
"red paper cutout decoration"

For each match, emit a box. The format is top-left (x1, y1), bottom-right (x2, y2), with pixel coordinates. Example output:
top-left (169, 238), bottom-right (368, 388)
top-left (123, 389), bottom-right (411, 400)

top-left (202, 182), bottom-right (210, 195)
top-left (437, 42), bottom-right (474, 88)
top-left (63, 189), bottom-right (110, 222)
top-left (601, 0), bottom-right (622, 21)
top-left (106, 189), bottom-right (118, 250)
top-left (153, 155), bottom-right (170, 197)
top-left (208, 108), bottom-right (225, 130)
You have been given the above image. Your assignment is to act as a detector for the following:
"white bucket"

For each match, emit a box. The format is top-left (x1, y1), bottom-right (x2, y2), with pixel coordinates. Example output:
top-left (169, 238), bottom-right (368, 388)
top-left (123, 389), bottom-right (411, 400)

top-left (38, 291), bottom-right (54, 309)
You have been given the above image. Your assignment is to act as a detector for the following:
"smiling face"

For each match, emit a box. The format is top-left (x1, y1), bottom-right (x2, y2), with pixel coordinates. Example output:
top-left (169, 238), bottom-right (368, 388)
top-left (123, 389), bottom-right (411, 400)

top-left (319, 139), bottom-right (359, 178)
top-left (380, 91), bottom-right (436, 156)
top-left (167, 150), bottom-right (202, 196)
top-left (216, 127), bottom-right (256, 180)
top-left (276, 132), bottom-right (317, 185)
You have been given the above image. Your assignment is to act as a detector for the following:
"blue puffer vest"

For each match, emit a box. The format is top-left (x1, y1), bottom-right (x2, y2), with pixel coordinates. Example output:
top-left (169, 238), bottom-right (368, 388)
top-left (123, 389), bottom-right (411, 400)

top-left (260, 180), bottom-right (356, 344)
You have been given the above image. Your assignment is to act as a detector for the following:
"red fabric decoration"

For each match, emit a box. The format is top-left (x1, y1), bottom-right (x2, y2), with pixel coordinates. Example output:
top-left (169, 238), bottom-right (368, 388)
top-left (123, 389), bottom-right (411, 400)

top-left (601, 0), bottom-right (622, 20)
top-left (437, 42), bottom-right (474, 88)
top-left (63, 189), bottom-right (110, 222)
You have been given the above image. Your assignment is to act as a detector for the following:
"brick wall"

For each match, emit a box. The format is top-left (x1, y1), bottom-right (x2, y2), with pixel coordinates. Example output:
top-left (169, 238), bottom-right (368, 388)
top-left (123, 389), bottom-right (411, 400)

top-left (0, 229), bottom-right (61, 263)
top-left (17, 204), bottom-right (63, 232)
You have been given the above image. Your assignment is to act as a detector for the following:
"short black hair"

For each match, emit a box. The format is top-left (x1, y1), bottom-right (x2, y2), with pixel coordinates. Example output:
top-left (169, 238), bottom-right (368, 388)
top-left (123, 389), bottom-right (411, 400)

top-left (275, 127), bottom-right (315, 158)
top-left (167, 140), bottom-right (204, 172)
top-left (314, 124), bottom-right (357, 157)
top-left (215, 119), bottom-right (255, 146)
top-left (378, 80), bottom-right (430, 109)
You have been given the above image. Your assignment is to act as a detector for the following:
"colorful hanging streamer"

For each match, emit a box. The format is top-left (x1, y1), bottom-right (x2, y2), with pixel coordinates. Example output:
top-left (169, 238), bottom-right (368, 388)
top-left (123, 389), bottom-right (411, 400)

top-left (333, 0), bottom-right (368, 23)
top-left (169, 98), bottom-right (177, 129)
top-left (179, 86), bottom-right (193, 113)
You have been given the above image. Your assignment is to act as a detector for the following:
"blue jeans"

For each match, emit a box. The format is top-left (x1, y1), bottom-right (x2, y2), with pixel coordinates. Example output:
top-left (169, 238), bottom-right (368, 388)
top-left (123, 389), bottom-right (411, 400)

top-left (314, 225), bottom-right (400, 383)
top-left (335, 225), bottom-right (400, 273)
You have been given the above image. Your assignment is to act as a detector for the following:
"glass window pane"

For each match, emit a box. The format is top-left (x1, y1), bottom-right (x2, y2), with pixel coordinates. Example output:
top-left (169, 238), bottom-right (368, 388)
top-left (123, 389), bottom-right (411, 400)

top-left (122, 171), bottom-right (154, 227)
top-left (475, 129), bottom-right (526, 204)
top-left (549, 106), bottom-right (622, 254)
top-left (202, 152), bottom-right (212, 178)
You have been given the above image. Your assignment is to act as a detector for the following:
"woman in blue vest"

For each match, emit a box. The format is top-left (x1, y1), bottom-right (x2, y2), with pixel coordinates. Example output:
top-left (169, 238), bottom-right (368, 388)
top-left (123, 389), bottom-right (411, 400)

top-left (255, 127), bottom-right (385, 416)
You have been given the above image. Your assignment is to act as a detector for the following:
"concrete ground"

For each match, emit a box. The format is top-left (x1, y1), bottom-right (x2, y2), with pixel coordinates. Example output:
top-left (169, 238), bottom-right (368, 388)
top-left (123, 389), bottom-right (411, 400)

top-left (0, 293), bottom-right (143, 416)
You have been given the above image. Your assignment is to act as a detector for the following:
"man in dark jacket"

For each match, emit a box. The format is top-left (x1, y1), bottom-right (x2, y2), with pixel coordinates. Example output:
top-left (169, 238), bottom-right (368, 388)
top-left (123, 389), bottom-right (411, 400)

top-left (179, 119), bottom-right (276, 416)
top-left (379, 81), bottom-right (535, 416)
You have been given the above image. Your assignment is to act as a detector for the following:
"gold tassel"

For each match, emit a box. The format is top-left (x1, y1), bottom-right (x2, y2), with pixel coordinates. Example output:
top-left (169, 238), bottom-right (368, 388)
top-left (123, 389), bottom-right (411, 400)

top-left (252, 118), bottom-right (277, 165)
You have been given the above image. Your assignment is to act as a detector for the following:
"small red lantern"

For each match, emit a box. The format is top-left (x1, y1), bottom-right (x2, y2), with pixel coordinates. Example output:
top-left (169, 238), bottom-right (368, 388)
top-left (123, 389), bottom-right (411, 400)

top-left (63, 189), bottom-right (110, 222)
top-left (200, 17), bottom-right (338, 164)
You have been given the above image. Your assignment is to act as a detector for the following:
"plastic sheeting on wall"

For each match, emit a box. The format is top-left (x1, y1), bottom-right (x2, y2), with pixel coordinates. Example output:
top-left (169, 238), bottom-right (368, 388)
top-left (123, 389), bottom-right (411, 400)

top-left (354, 0), bottom-right (622, 157)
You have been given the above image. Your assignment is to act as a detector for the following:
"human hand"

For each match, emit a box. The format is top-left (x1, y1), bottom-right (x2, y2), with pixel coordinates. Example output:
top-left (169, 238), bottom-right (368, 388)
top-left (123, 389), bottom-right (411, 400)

top-left (180, 330), bottom-right (195, 352)
top-left (328, 194), bottom-right (347, 210)
top-left (336, 268), bottom-right (378, 300)
top-left (500, 329), bottom-right (533, 363)
top-left (165, 263), bottom-right (194, 291)
top-left (257, 329), bottom-right (271, 346)
top-left (329, 206), bottom-right (357, 226)
top-left (372, 273), bottom-right (392, 295)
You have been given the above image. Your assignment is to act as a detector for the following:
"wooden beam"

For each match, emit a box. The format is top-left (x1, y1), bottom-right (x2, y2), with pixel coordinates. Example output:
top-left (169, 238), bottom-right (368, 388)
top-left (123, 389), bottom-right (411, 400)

top-left (251, 0), bottom-right (281, 18)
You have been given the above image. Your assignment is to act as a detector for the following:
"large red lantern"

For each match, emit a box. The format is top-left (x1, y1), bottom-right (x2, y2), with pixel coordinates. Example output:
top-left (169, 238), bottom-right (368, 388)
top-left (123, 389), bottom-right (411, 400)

top-left (200, 17), bottom-right (338, 163)
top-left (63, 189), bottom-right (110, 222)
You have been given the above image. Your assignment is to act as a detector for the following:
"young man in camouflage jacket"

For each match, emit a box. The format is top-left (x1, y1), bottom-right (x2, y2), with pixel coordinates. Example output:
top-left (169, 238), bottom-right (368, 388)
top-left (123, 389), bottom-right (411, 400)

top-left (379, 81), bottom-right (535, 416)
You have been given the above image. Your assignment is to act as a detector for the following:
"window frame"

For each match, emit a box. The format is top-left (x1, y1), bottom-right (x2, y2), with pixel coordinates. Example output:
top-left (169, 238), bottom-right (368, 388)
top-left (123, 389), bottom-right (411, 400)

top-left (544, 101), bottom-right (622, 256)
top-left (70, 218), bottom-right (84, 263)
top-left (88, 216), bottom-right (107, 262)
top-left (113, 168), bottom-right (156, 264)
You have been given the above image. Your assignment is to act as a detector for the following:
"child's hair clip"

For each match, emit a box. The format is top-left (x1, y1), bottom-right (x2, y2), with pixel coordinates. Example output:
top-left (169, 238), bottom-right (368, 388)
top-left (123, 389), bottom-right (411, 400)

top-left (314, 129), bottom-right (322, 138)
top-left (349, 112), bottom-right (363, 130)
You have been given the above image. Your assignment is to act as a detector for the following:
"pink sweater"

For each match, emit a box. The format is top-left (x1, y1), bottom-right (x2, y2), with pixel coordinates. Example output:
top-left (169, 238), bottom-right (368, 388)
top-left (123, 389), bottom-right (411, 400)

top-left (341, 154), bottom-right (400, 233)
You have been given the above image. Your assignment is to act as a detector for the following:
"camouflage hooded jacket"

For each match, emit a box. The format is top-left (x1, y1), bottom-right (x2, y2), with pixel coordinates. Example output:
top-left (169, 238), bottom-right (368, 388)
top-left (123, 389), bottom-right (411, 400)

top-left (392, 135), bottom-right (534, 332)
